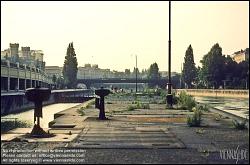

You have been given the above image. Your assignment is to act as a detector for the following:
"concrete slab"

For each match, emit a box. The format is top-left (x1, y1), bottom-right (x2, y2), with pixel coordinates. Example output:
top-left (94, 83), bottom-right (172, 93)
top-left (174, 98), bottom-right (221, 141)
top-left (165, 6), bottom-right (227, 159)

top-left (23, 134), bottom-right (78, 142)
top-left (67, 116), bottom-right (186, 149)
top-left (50, 123), bottom-right (76, 128)
top-left (3, 128), bottom-right (33, 134)
top-left (48, 129), bottom-right (83, 134)
top-left (1, 133), bottom-right (21, 141)
top-left (1, 127), bottom-right (81, 142)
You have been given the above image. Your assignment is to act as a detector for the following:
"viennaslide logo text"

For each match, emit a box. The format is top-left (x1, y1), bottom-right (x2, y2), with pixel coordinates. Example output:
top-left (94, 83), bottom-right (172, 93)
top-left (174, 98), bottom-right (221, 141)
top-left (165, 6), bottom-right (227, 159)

top-left (219, 145), bottom-right (248, 164)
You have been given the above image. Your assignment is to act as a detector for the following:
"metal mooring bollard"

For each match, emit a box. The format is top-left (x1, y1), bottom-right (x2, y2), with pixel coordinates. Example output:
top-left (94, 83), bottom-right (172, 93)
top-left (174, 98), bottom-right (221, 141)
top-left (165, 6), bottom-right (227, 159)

top-left (95, 87), bottom-right (110, 120)
top-left (95, 97), bottom-right (100, 109)
top-left (25, 86), bottom-right (51, 137)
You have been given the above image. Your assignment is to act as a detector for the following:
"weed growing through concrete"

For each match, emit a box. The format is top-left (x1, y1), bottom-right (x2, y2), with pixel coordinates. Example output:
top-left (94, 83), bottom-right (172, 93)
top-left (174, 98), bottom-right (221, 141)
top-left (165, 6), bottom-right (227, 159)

top-left (187, 107), bottom-right (202, 127)
top-left (77, 107), bottom-right (86, 116)
top-left (232, 119), bottom-right (248, 130)
top-left (1, 120), bottom-right (32, 133)
top-left (178, 91), bottom-right (196, 111)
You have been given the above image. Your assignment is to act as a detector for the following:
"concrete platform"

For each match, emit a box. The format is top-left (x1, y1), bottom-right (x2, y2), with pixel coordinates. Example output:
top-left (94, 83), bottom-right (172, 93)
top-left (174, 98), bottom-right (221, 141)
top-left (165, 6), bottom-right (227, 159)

top-left (67, 116), bottom-right (186, 149)
top-left (1, 128), bottom-right (80, 142)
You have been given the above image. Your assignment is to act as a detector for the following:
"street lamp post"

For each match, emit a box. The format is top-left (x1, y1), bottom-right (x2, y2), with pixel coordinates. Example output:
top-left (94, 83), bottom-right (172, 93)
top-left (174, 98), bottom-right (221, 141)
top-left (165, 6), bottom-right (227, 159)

top-left (245, 78), bottom-right (248, 89)
top-left (136, 54), bottom-right (138, 93)
top-left (131, 54), bottom-right (138, 93)
top-left (166, 1), bottom-right (173, 108)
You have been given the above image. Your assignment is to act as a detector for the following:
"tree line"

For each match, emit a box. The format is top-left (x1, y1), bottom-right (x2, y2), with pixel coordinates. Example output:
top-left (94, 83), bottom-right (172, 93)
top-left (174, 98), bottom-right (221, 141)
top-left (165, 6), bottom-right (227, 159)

top-left (182, 43), bottom-right (249, 89)
top-left (54, 42), bottom-right (248, 90)
top-left (54, 42), bottom-right (166, 89)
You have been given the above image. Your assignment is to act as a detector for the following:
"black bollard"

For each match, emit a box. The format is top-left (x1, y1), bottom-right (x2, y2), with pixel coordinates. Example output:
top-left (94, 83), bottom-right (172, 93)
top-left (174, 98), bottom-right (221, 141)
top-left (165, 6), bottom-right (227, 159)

top-left (95, 87), bottom-right (110, 120)
top-left (95, 97), bottom-right (100, 109)
top-left (25, 86), bottom-right (51, 137)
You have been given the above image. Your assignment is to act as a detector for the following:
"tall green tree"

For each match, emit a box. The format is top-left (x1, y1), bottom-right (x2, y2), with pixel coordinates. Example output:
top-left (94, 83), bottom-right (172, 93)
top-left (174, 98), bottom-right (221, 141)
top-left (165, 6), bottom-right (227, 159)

top-left (182, 45), bottom-right (197, 88)
top-left (133, 67), bottom-right (139, 75)
top-left (62, 42), bottom-right (78, 88)
top-left (196, 66), bottom-right (206, 88)
top-left (147, 62), bottom-right (160, 79)
top-left (125, 69), bottom-right (131, 75)
top-left (56, 76), bottom-right (65, 89)
top-left (125, 69), bottom-right (131, 78)
top-left (200, 43), bottom-right (225, 88)
top-left (52, 75), bottom-right (57, 84)
top-left (52, 74), bottom-right (57, 89)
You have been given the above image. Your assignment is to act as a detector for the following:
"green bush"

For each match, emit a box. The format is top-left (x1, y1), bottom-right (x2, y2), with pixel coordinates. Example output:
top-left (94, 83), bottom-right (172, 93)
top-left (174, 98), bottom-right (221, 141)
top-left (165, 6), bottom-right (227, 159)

top-left (1, 120), bottom-right (32, 133)
top-left (127, 105), bottom-right (136, 111)
top-left (136, 102), bottom-right (150, 109)
top-left (160, 90), bottom-right (166, 98)
top-left (157, 99), bottom-right (166, 104)
top-left (196, 104), bottom-right (209, 112)
top-left (232, 119), bottom-right (247, 130)
top-left (132, 101), bottom-right (138, 104)
top-left (86, 104), bottom-right (92, 108)
top-left (77, 108), bottom-right (85, 116)
top-left (150, 100), bottom-right (158, 104)
top-left (154, 88), bottom-right (161, 96)
top-left (140, 103), bottom-right (150, 109)
top-left (172, 92), bottom-right (179, 105)
top-left (187, 107), bottom-right (202, 127)
top-left (127, 102), bottom-right (150, 111)
top-left (178, 91), bottom-right (196, 111)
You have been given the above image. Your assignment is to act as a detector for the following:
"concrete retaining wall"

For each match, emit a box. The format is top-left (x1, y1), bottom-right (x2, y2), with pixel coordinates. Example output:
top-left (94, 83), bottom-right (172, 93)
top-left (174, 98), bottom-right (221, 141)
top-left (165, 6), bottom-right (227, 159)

top-left (1, 93), bottom-right (55, 116)
top-left (176, 89), bottom-right (249, 98)
top-left (1, 89), bottom-right (94, 116)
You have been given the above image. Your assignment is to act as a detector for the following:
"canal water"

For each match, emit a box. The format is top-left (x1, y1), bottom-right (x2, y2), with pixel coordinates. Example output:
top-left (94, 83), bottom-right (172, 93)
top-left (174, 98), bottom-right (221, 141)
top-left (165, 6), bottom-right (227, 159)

top-left (2, 103), bottom-right (80, 128)
top-left (194, 96), bottom-right (249, 119)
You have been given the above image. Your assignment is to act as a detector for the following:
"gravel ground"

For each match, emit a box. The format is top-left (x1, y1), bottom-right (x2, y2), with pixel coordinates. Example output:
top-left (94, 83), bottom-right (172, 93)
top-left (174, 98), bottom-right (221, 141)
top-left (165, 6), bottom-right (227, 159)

top-left (1, 100), bottom-right (249, 164)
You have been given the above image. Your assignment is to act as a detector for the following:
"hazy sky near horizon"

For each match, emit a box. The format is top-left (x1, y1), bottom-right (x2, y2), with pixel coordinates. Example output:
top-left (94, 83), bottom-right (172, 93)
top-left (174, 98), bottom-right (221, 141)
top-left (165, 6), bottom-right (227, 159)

top-left (1, 1), bottom-right (249, 72)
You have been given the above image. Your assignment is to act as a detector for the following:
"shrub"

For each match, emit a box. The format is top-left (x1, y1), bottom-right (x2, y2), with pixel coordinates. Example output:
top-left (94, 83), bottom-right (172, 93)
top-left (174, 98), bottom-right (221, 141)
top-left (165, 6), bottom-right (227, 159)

top-left (136, 102), bottom-right (150, 109)
top-left (127, 105), bottom-right (136, 111)
top-left (86, 104), bottom-right (92, 108)
top-left (178, 91), bottom-right (196, 111)
top-left (150, 100), bottom-right (158, 104)
top-left (77, 108), bottom-right (85, 116)
top-left (172, 92), bottom-right (179, 105)
top-left (232, 119), bottom-right (248, 130)
top-left (195, 128), bottom-right (205, 134)
top-left (160, 90), bottom-right (166, 98)
top-left (140, 103), bottom-right (150, 109)
top-left (127, 102), bottom-right (150, 111)
top-left (187, 107), bottom-right (202, 127)
top-left (158, 99), bottom-right (166, 104)
top-left (1, 120), bottom-right (32, 133)
top-left (132, 101), bottom-right (138, 104)
top-left (154, 88), bottom-right (161, 96)
top-left (196, 104), bottom-right (209, 112)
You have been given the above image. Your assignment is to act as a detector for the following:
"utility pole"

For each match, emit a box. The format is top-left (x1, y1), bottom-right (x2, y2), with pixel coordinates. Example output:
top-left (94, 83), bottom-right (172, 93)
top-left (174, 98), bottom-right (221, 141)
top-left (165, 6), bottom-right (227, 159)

top-left (136, 54), bottom-right (138, 93)
top-left (246, 78), bottom-right (248, 89)
top-left (166, 1), bottom-right (173, 108)
top-left (180, 63), bottom-right (183, 89)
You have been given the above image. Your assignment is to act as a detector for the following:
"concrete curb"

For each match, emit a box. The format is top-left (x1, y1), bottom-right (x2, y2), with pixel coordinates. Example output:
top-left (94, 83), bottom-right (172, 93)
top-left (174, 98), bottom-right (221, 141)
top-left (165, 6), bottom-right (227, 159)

top-left (198, 102), bottom-right (249, 129)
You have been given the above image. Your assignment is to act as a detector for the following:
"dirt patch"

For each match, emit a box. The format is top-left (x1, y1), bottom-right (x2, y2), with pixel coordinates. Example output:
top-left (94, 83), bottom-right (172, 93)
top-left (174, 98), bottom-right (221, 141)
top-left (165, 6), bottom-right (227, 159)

top-left (127, 116), bottom-right (187, 123)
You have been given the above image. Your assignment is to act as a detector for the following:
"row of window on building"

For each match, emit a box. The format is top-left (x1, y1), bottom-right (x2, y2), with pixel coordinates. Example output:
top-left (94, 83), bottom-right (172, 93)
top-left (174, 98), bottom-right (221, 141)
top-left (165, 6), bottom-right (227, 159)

top-left (45, 64), bottom-right (151, 80)
top-left (1, 43), bottom-right (45, 70)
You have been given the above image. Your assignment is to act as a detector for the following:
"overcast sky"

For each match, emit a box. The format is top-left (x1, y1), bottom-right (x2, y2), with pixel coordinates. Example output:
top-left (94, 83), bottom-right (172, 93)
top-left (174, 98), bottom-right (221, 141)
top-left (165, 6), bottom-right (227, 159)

top-left (1, 1), bottom-right (249, 72)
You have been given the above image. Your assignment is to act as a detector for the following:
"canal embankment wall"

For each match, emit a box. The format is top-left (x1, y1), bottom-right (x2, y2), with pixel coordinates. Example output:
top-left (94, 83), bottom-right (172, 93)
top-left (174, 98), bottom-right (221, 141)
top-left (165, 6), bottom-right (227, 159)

top-left (176, 89), bottom-right (249, 98)
top-left (1, 89), bottom-right (94, 116)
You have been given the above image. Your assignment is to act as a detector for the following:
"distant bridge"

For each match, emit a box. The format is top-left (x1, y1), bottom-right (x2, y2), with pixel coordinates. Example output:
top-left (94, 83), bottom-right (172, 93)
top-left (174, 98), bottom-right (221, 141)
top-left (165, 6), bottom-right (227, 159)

top-left (77, 77), bottom-right (181, 89)
top-left (1, 60), bottom-right (54, 92)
